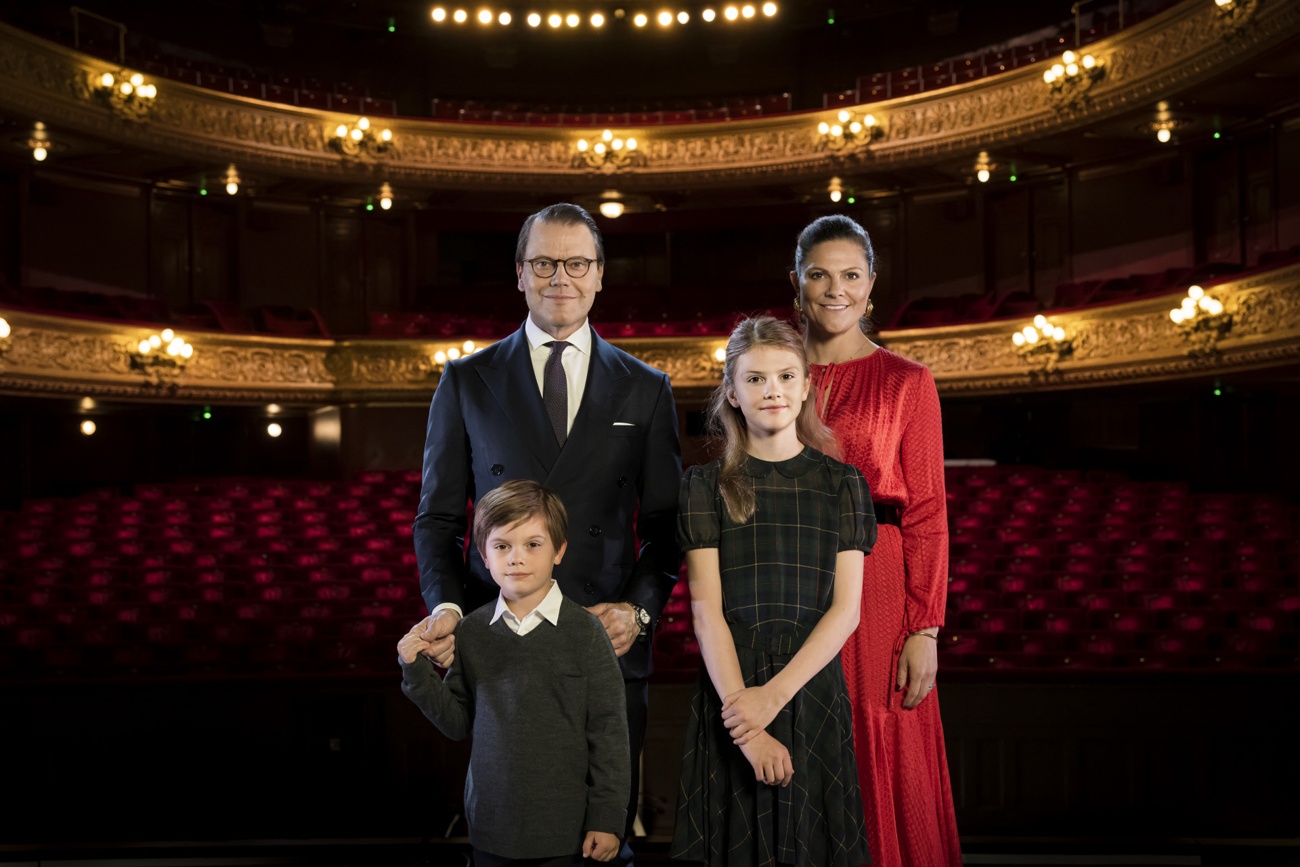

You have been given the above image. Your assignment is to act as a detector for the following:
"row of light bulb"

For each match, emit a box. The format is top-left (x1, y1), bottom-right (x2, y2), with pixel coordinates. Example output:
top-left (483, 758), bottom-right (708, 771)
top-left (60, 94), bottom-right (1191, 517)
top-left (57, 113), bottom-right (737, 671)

top-left (433, 341), bottom-right (480, 365)
top-left (100, 71), bottom-right (158, 99)
top-left (576, 129), bottom-right (638, 154)
top-left (1012, 314), bottom-right (1065, 347)
top-left (1169, 285), bottom-right (1224, 323)
top-left (333, 116), bottom-right (393, 143)
top-left (79, 419), bottom-right (285, 437)
top-left (431, 3), bottom-right (776, 26)
top-left (817, 111), bottom-right (878, 138)
top-left (136, 329), bottom-right (194, 359)
top-left (1041, 50), bottom-right (1097, 84)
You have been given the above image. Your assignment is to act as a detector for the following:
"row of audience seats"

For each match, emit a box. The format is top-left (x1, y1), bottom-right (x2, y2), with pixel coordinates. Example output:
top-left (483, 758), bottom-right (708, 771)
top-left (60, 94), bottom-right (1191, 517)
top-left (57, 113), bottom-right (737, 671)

top-left (52, 1), bottom-right (1170, 123)
top-left (0, 284), bottom-right (331, 338)
top-left (2, 464), bottom-right (1294, 682)
top-left (431, 95), bottom-right (793, 126)
top-left (650, 464), bottom-right (1298, 679)
top-left (5, 249), bottom-right (1297, 340)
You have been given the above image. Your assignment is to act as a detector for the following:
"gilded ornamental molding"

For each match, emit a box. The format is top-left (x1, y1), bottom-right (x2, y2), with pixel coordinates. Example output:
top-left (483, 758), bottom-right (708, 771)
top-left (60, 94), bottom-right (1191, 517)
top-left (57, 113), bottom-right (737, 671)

top-left (1, 0), bottom-right (1297, 192)
top-left (2, 265), bottom-right (1298, 404)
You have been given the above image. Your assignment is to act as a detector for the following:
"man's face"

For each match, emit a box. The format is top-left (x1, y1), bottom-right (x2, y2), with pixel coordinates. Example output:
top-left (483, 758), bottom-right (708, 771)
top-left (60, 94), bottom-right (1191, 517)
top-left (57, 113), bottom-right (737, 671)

top-left (516, 220), bottom-right (604, 340)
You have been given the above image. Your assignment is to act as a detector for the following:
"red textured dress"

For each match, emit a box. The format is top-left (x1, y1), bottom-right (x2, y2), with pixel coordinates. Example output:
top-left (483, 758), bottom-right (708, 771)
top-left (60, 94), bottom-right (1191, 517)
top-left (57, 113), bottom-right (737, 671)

top-left (810, 348), bottom-right (962, 867)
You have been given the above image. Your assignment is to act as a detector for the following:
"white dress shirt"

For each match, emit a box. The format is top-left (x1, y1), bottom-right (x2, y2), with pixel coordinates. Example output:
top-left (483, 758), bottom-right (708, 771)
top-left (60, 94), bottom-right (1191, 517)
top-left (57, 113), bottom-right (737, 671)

top-left (524, 315), bottom-right (591, 437)
top-left (489, 580), bottom-right (564, 636)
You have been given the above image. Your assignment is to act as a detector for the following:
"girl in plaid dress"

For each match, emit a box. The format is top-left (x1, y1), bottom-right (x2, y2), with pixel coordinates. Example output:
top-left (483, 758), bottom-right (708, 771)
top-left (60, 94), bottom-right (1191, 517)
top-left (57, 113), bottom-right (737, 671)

top-left (671, 316), bottom-right (875, 867)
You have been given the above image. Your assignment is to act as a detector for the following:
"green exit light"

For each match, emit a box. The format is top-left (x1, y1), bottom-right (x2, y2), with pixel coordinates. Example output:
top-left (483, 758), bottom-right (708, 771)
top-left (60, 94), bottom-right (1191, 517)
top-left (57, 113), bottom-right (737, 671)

top-left (387, 16), bottom-right (396, 32)
top-left (846, 196), bottom-right (855, 204)
top-left (1213, 388), bottom-right (1222, 396)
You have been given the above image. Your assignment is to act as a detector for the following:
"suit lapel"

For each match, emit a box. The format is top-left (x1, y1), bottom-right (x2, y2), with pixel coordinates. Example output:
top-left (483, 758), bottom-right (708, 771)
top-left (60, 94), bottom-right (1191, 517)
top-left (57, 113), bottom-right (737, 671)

top-left (549, 331), bottom-right (634, 482)
top-left (476, 327), bottom-right (562, 469)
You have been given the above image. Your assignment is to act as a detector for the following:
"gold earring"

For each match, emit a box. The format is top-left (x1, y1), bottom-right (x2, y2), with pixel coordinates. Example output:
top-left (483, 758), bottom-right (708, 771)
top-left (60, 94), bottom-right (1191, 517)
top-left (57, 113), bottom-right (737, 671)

top-left (866, 299), bottom-right (874, 318)
top-left (793, 295), bottom-right (803, 314)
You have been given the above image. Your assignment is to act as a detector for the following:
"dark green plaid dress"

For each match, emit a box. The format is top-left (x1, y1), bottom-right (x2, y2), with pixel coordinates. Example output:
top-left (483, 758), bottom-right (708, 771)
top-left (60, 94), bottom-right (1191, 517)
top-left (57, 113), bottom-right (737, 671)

top-left (671, 447), bottom-right (876, 867)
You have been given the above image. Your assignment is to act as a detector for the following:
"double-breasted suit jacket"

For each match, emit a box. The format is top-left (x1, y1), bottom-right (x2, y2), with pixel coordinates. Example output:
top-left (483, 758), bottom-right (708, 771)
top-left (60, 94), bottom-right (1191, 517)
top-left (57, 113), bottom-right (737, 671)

top-left (413, 324), bottom-right (682, 680)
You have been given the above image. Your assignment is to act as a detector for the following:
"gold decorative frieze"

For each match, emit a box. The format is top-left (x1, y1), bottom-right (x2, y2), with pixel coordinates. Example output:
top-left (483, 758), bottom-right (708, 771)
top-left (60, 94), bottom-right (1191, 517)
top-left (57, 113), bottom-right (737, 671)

top-left (2, 265), bottom-right (1298, 404)
top-left (0, 0), bottom-right (1296, 190)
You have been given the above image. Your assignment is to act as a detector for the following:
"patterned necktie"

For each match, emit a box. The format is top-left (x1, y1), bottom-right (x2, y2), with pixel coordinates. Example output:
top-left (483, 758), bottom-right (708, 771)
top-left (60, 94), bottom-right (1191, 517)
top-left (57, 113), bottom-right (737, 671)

top-left (543, 340), bottom-right (570, 445)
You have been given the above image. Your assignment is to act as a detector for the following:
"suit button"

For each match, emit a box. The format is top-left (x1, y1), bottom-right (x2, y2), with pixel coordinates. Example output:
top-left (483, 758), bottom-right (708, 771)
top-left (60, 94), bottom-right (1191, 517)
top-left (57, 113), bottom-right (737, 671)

top-left (490, 464), bottom-right (504, 476)
top-left (589, 524), bottom-right (602, 537)
top-left (617, 476), bottom-right (627, 487)
top-left (584, 582), bottom-right (596, 595)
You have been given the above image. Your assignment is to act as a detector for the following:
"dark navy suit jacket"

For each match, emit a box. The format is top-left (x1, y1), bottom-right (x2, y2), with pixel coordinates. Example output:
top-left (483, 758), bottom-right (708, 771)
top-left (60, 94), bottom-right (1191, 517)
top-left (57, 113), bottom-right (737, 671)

top-left (413, 324), bottom-right (682, 681)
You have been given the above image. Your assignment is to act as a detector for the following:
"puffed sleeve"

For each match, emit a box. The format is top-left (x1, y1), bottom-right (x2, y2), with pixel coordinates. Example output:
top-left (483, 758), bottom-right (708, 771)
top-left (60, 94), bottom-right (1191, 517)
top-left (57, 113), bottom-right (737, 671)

top-left (676, 463), bottom-right (721, 551)
top-left (838, 463), bottom-right (877, 554)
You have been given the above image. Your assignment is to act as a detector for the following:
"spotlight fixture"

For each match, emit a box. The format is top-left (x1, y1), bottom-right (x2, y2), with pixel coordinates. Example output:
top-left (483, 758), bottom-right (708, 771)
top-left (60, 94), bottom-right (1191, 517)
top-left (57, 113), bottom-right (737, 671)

top-left (91, 69), bottom-right (159, 121)
top-left (330, 116), bottom-right (394, 157)
top-left (1042, 49), bottom-right (1103, 108)
top-left (1011, 314), bottom-right (1074, 374)
top-left (223, 163), bottom-right (241, 196)
top-left (817, 110), bottom-right (881, 152)
top-left (1170, 284), bottom-right (1232, 355)
top-left (379, 182), bottom-right (394, 210)
top-left (573, 129), bottom-right (645, 172)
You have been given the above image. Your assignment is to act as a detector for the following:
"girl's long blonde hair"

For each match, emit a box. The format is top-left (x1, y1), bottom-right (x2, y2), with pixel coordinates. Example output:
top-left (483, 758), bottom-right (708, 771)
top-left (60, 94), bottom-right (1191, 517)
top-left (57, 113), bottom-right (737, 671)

top-left (708, 316), bottom-right (839, 524)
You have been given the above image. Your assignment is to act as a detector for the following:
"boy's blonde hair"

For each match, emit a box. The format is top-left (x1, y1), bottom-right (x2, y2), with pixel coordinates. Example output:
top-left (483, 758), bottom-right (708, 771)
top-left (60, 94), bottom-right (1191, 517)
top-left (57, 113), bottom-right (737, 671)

top-left (473, 479), bottom-right (569, 557)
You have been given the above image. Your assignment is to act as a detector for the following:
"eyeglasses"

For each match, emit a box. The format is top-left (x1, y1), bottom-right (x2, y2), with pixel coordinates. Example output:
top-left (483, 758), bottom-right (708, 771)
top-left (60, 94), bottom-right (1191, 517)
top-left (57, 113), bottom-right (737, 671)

top-left (522, 256), bottom-right (597, 278)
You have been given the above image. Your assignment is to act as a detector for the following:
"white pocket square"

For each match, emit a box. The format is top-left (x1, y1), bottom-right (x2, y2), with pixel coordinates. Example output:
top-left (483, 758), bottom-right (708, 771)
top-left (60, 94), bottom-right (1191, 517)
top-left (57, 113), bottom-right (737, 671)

top-left (612, 422), bottom-right (636, 426)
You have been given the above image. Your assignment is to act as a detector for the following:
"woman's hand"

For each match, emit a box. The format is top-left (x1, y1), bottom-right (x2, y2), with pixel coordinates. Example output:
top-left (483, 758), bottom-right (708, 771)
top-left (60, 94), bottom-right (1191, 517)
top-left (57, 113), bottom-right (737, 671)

top-left (738, 731), bottom-right (794, 787)
top-left (721, 685), bottom-right (784, 745)
top-left (896, 631), bottom-right (939, 709)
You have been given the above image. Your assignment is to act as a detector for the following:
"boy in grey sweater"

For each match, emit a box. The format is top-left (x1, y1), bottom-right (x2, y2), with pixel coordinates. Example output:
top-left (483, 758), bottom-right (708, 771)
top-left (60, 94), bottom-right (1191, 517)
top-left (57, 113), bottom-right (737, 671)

top-left (399, 479), bottom-right (629, 866)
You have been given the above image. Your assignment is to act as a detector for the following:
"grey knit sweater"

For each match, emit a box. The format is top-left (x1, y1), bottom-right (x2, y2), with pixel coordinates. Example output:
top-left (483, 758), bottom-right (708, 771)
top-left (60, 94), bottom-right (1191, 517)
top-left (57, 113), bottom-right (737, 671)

top-left (400, 596), bottom-right (630, 860)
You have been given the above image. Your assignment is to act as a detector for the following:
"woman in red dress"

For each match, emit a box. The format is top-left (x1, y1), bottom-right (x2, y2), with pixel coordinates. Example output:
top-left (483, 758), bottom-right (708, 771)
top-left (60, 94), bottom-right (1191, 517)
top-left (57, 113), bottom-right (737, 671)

top-left (790, 214), bottom-right (962, 866)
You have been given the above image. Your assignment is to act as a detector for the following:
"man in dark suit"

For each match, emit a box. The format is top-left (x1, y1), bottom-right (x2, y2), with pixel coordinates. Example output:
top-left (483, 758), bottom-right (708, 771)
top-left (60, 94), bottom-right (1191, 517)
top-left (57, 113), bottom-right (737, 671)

top-left (412, 203), bottom-right (682, 861)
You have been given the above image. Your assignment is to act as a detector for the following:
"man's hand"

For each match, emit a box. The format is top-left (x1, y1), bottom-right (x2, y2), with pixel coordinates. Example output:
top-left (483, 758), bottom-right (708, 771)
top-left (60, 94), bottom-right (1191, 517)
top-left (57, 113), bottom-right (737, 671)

top-left (585, 602), bottom-right (639, 657)
top-left (721, 685), bottom-right (783, 745)
top-left (582, 830), bottom-right (620, 861)
top-left (397, 630), bottom-right (431, 665)
top-left (415, 609), bottom-right (462, 668)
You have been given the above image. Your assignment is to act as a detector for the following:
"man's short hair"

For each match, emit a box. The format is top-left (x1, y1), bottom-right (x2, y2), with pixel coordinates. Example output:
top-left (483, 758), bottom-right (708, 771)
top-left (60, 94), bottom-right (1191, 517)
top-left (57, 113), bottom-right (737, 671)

top-left (473, 479), bottom-right (569, 557)
top-left (515, 202), bottom-right (606, 268)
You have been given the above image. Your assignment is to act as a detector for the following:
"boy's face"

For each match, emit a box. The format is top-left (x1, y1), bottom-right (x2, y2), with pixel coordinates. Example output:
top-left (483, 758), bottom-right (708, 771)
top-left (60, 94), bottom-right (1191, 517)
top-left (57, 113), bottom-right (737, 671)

top-left (483, 514), bottom-right (567, 612)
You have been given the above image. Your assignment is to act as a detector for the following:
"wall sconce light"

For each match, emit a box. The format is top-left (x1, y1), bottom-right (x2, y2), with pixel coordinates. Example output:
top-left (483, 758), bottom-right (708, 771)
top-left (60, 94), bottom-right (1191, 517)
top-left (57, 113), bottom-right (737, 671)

top-left (330, 116), bottom-right (394, 157)
top-left (1012, 314), bottom-right (1074, 374)
top-left (573, 130), bottom-right (645, 172)
top-left (80, 419), bottom-right (97, 436)
top-left (817, 110), bottom-right (881, 152)
top-left (29, 122), bottom-right (52, 161)
top-left (827, 176), bottom-right (845, 202)
top-left (130, 328), bottom-right (194, 383)
top-left (598, 192), bottom-right (625, 219)
top-left (266, 422), bottom-right (283, 438)
top-left (1148, 119), bottom-right (1187, 144)
top-left (1170, 284), bottom-right (1232, 356)
top-left (378, 182), bottom-right (394, 210)
top-left (1043, 50), bottom-right (1103, 108)
top-left (92, 69), bottom-right (158, 121)
top-left (223, 164), bottom-right (241, 196)
top-left (974, 151), bottom-right (996, 183)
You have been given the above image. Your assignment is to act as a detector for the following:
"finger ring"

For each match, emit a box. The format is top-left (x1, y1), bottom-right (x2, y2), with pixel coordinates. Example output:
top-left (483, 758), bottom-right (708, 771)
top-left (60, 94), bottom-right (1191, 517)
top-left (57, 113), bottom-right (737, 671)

top-left (927, 683), bottom-right (934, 691)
